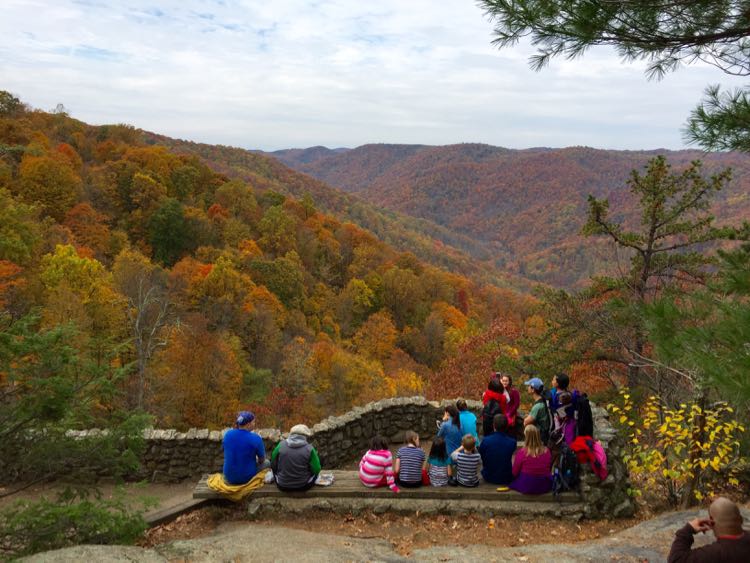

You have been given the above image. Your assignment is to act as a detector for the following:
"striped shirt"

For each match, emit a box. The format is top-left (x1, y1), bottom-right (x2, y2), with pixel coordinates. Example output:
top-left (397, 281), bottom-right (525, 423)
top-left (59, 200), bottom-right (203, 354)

top-left (451, 450), bottom-right (481, 486)
top-left (427, 456), bottom-right (451, 487)
top-left (359, 449), bottom-right (398, 491)
top-left (396, 445), bottom-right (425, 483)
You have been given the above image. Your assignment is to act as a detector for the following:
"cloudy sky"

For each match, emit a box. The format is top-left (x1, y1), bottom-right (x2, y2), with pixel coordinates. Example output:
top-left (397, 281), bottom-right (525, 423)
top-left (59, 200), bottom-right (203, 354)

top-left (1, 0), bottom-right (746, 151)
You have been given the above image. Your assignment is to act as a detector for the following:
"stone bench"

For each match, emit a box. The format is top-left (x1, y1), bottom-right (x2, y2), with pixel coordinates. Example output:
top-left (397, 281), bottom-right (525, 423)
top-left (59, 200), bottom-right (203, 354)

top-left (193, 470), bottom-right (587, 518)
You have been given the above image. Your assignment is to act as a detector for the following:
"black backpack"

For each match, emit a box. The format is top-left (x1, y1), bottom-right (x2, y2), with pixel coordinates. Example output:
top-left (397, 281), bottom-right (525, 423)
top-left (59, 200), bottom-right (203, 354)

top-left (575, 393), bottom-right (594, 438)
top-left (482, 399), bottom-right (502, 435)
top-left (552, 443), bottom-right (580, 497)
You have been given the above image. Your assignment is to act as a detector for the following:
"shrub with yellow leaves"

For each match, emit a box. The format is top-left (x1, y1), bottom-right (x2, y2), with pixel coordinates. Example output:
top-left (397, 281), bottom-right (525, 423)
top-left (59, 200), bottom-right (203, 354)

top-left (608, 389), bottom-right (744, 507)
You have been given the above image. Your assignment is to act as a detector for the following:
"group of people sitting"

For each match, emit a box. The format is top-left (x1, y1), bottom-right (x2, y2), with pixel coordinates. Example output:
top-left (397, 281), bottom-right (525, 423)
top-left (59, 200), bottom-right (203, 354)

top-left (357, 372), bottom-right (589, 494)
top-left (221, 411), bottom-right (322, 492)
top-left (221, 372), bottom-right (596, 496)
top-left (219, 376), bottom-right (749, 562)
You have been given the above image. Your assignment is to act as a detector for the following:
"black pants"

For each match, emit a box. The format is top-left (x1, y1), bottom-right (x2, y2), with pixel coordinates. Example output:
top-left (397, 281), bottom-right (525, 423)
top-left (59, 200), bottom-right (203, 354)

top-left (396, 477), bottom-right (422, 488)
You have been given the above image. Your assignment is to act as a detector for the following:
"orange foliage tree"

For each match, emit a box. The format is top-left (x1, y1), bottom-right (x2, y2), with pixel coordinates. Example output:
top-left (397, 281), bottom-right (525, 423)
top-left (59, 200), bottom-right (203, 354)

top-left (151, 319), bottom-right (242, 429)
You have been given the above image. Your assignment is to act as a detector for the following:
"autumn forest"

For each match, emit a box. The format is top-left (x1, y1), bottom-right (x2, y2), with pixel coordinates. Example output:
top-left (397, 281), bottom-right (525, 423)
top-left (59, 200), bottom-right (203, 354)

top-left (0, 92), bottom-right (540, 434)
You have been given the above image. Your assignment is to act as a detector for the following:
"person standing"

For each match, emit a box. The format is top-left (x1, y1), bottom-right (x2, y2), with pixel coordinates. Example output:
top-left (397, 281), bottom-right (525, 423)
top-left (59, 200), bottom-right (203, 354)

top-left (456, 399), bottom-right (479, 442)
top-left (499, 373), bottom-right (521, 435)
top-left (481, 377), bottom-right (506, 437)
top-left (523, 377), bottom-right (551, 444)
top-left (667, 496), bottom-right (750, 562)
top-left (222, 411), bottom-right (268, 485)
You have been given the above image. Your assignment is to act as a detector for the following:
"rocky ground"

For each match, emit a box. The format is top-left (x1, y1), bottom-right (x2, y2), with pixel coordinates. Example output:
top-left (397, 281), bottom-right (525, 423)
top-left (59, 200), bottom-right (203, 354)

top-left (20, 507), bottom-right (750, 562)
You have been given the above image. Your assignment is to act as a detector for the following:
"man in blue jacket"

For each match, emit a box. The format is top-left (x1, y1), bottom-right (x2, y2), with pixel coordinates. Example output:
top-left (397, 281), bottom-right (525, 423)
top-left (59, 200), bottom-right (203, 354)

top-left (479, 414), bottom-right (516, 485)
top-left (222, 411), bottom-right (268, 484)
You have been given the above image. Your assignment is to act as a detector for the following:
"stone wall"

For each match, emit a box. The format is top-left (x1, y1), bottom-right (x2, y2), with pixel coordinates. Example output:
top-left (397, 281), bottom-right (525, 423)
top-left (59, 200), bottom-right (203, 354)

top-left (133, 397), bottom-right (482, 482)
top-left (579, 406), bottom-right (634, 518)
top-left (73, 396), bottom-right (634, 518)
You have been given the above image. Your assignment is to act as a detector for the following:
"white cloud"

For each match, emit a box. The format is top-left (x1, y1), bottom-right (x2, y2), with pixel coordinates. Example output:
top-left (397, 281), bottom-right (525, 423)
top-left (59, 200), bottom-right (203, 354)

top-left (0, 0), bottom-right (745, 150)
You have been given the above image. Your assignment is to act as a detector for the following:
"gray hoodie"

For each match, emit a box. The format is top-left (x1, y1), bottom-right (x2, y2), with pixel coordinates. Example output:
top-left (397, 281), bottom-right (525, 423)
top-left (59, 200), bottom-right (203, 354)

top-left (272, 433), bottom-right (317, 489)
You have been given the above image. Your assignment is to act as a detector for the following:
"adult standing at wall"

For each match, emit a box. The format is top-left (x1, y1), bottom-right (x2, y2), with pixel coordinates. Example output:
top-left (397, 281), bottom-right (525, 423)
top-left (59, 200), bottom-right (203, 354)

top-left (523, 377), bottom-right (551, 444)
top-left (456, 399), bottom-right (479, 442)
top-left (499, 373), bottom-right (521, 436)
top-left (481, 377), bottom-right (506, 437)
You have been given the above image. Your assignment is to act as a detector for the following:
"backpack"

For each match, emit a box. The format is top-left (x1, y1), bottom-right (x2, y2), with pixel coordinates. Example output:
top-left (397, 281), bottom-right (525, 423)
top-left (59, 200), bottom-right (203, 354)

top-left (575, 393), bottom-right (594, 438)
top-left (482, 399), bottom-right (503, 435)
top-left (552, 443), bottom-right (580, 497)
top-left (571, 436), bottom-right (608, 481)
top-left (535, 397), bottom-right (552, 445)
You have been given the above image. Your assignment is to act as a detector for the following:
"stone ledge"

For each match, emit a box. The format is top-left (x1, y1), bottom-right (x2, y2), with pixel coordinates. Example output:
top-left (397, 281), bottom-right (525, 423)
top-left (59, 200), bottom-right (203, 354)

top-left (246, 497), bottom-right (589, 520)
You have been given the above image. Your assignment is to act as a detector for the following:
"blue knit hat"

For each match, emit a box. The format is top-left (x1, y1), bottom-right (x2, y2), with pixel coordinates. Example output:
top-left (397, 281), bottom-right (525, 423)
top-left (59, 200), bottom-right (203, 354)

top-left (236, 411), bottom-right (255, 426)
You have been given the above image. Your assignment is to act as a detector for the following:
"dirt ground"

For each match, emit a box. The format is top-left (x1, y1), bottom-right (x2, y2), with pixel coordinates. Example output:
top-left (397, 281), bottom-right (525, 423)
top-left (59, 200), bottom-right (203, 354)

top-left (0, 480), bottom-right (196, 513)
top-left (140, 504), bottom-right (643, 557)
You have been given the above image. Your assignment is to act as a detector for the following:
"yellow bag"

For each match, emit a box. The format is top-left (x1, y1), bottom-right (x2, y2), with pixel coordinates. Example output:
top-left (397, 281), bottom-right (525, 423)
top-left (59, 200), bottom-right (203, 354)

top-left (206, 469), bottom-right (269, 502)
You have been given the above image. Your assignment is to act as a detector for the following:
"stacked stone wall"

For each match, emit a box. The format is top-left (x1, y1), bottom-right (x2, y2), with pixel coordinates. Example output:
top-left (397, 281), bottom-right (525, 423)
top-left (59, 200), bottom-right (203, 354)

top-left (68, 396), bottom-right (634, 518)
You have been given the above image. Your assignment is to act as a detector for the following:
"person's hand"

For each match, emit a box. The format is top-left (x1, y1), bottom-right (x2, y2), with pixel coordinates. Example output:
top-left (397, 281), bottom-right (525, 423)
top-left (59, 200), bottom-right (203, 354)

top-left (688, 517), bottom-right (713, 534)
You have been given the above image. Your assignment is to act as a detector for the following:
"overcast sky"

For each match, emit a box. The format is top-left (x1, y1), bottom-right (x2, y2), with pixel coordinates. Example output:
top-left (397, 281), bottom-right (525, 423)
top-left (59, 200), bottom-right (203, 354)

top-left (1, 0), bottom-right (746, 151)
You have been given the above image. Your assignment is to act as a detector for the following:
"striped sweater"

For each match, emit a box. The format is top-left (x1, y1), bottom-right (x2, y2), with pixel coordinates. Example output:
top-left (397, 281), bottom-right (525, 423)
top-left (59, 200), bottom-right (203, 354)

top-left (359, 449), bottom-right (399, 492)
top-left (451, 449), bottom-right (481, 487)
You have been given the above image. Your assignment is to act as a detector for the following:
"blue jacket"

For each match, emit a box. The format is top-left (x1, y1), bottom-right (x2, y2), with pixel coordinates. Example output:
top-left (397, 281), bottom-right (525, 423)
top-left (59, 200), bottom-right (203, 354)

top-left (479, 431), bottom-right (516, 484)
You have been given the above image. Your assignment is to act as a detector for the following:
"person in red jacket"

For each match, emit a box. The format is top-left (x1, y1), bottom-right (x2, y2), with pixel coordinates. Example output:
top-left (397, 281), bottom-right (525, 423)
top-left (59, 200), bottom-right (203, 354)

top-left (499, 373), bottom-right (521, 435)
top-left (668, 496), bottom-right (750, 562)
top-left (481, 376), bottom-right (506, 437)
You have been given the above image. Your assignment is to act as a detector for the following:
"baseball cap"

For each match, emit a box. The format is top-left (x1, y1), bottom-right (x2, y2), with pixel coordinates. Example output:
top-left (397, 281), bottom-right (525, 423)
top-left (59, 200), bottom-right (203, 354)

top-left (524, 377), bottom-right (544, 392)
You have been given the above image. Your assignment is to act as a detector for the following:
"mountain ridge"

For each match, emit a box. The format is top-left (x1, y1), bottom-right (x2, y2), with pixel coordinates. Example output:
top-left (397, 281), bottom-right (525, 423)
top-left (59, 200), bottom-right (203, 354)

top-left (266, 143), bottom-right (750, 287)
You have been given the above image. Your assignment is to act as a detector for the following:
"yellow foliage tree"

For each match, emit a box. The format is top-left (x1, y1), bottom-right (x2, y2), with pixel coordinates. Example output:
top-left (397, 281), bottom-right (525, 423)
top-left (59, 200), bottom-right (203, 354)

top-left (352, 311), bottom-right (398, 362)
top-left (39, 244), bottom-right (123, 337)
top-left (17, 154), bottom-right (82, 221)
top-left (609, 390), bottom-right (744, 507)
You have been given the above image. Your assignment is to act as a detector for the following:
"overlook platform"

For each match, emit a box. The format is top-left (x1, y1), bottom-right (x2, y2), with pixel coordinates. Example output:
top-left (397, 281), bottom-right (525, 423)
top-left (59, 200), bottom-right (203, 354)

top-left (194, 470), bottom-right (576, 502)
top-left (193, 470), bottom-right (586, 518)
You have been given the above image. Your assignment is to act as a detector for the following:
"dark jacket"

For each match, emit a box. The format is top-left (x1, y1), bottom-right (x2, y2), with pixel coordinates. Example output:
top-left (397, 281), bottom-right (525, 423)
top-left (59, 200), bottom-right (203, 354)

top-left (479, 431), bottom-right (516, 485)
top-left (668, 523), bottom-right (750, 563)
top-left (271, 434), bottom-right (321, 489)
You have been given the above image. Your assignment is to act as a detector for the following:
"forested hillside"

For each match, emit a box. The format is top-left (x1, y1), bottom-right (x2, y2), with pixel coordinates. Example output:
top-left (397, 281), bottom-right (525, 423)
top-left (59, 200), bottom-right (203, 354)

top-left (0, 94), bottom-right (537, 432)
top-left (271, 143), bottom-right (750, 287)
top-left (147, 134), bottom-right (533, 291)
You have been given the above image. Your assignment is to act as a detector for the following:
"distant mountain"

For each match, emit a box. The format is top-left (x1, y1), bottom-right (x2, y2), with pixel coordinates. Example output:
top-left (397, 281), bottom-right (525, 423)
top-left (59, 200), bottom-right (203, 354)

top-left (146, 135), bottom-right (533, 290)
top-left (268, 143), bottom-right (750, 287)
top-left (268, 145), bottom-right (350, 165)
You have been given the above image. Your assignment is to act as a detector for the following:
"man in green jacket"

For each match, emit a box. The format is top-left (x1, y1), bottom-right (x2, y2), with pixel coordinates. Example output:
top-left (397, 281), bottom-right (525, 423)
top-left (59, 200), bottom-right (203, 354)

top-left (270, 424), bottom-right (321, 492)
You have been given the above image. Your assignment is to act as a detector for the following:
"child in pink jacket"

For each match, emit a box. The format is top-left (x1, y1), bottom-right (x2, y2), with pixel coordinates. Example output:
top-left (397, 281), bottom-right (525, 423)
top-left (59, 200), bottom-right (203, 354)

top-left (358, 435), bottom-right (399, 493)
